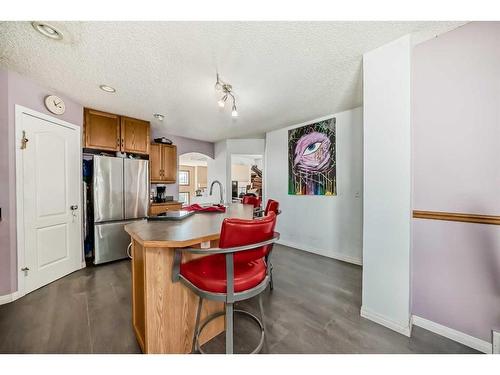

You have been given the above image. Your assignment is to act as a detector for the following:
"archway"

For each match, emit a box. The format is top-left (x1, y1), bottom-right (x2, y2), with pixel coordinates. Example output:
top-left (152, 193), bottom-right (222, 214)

top-left (178, 152), bottom-right (214, 206)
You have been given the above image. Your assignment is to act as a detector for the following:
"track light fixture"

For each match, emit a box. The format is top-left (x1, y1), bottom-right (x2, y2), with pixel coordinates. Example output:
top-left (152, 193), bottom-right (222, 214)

top-left (215, 73), bottom-right (238, 117)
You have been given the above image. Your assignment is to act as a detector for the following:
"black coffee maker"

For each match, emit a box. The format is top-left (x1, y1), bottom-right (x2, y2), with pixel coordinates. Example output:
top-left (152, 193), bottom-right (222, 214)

top-left (155, 186), bottom-right (167, 203)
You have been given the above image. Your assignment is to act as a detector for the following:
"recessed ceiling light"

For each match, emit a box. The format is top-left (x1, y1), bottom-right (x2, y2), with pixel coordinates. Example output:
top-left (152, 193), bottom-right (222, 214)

top-left (99, 85), bottom-right (116, 93)
top-left (153, 113), bottom-right (165, 121)
top-left (31, 22), bottom-right (63, 40)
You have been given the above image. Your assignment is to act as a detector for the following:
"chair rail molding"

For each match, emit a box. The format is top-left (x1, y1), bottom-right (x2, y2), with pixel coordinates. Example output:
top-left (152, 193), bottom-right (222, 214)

top-left (413, 210), bottom-right (500, 225)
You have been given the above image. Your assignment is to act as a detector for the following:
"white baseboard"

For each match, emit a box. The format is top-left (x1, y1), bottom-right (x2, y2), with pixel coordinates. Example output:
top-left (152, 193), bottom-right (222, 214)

top-left (360, 306), bottom-right (412, 337)
top-left (493, 330), bottom-right (500, 354)
top-left (277, 239), bottom-right (362, 266)
top-left (0, 291), bottom-right (21, 305)
top-left (412, 315), bottom-right (492, 354)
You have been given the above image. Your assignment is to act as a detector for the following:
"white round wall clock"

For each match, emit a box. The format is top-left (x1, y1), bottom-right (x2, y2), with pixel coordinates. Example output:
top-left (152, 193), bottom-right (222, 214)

top-left (44, 95), bottom-right (66, 115)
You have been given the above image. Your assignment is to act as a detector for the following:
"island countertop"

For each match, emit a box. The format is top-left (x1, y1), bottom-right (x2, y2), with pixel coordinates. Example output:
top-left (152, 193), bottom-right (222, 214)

top-left (125, 203), bottom-right (254, 248)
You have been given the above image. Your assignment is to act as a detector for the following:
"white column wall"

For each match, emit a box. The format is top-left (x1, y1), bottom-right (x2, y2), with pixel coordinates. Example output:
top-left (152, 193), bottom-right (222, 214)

top-left (361, 35), bottom-right (412, 336)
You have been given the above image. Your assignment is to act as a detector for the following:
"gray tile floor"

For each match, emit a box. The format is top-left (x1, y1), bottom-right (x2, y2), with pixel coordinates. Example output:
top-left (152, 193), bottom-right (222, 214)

top-left (0, 245), bottom-right (479, 354)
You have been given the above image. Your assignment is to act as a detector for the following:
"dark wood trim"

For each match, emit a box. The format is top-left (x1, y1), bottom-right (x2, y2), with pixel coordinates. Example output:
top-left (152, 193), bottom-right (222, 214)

top-left (150, 201), bottom-right (181, 206)
top-left (413, 210), bottom-right (500, 225)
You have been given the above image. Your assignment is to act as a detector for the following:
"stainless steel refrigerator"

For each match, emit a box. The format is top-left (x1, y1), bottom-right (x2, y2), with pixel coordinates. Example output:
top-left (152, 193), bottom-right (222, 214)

top-left (92, 155), bottom-right (149, 264)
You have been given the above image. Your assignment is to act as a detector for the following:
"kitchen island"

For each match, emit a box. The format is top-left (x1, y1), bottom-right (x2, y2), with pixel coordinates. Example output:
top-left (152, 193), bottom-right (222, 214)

top-left (124, 203), bottom-right (254, 354)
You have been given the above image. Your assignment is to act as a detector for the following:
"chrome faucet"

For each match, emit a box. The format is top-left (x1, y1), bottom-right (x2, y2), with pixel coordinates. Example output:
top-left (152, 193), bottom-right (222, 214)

top-left (209, 180), bottom-right (224, 205)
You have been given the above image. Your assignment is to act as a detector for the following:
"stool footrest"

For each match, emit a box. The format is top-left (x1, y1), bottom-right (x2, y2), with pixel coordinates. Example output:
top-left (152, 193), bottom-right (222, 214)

top-left (195, 309), bottom-right (265, 354)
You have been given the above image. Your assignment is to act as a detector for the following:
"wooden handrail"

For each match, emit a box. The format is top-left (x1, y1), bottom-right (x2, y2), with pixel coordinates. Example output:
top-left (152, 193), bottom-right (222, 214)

top-left (413, 210), bottom-right (500, 225)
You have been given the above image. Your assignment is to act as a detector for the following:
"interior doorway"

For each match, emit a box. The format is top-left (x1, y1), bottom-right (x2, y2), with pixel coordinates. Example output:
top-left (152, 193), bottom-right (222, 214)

top-left (178, 152), bottom-right (212, 206)
top-left (230, 154), bottom-right (263, 203)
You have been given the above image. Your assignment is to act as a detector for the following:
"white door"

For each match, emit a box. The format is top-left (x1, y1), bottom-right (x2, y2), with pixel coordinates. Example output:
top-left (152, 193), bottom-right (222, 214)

top-left (16, 107), bottom-right (82, 295)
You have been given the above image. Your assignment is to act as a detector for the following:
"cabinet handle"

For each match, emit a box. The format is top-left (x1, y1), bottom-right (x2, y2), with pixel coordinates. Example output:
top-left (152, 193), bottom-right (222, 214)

top-left (121, 139), bottom-right (124, 148)
top-left (117, 138), bottom-right (120, 147)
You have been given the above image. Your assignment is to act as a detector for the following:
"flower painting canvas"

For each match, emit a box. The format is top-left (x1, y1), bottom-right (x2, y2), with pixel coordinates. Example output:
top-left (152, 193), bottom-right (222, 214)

top-left (288, 118), bottom-right (336, 196)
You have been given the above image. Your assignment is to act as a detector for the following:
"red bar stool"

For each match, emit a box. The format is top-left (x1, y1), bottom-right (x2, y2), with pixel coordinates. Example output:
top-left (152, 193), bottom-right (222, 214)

top-left (172, 212), bottom-right (279, 354)
top-left (261, 199), bottom-right (281, 290)
top-left (257, 198), bottom-right (281, 217)
top-left (242, 194), bottom-right (262, 218)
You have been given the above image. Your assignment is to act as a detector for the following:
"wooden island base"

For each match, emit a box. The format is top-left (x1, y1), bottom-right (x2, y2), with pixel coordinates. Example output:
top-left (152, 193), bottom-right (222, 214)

top-left (125, 204), bottom-right (254, 354)
top-left (131, 240), bottom-right (224, 353)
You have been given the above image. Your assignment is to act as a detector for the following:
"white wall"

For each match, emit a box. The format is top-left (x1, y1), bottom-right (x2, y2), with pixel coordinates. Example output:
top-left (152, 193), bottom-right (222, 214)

top-left (265, 107), bottom-right (363, 265)
top-left (231, 164), bottom-right (251, 183)
top-left (361, 35), bottom-right (412, 336)
top-left (206, 140), bottom-right (228, 204)
top-left (226, 139), bottom-right (265, 155)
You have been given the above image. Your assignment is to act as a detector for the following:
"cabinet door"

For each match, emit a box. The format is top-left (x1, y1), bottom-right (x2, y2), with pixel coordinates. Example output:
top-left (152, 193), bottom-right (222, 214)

top-left (84, 108), bottom-right (120, 151)
top-left (162, 145), bottom-right (177, 183)
top-left (121, 117), bottom-right (150, 155)
top-left (149, 143), bottom-right (163, 182)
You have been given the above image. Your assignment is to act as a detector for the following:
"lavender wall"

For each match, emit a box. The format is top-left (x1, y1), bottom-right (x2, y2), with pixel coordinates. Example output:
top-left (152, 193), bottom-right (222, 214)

top-left (0, 68), bottom-right (84, 296)
top-left (0, 69), bottom-right (10, 295)
top-left (150, 130), bottom-right (214, 199)
top-left (412, 22), bottom-right (500, 343)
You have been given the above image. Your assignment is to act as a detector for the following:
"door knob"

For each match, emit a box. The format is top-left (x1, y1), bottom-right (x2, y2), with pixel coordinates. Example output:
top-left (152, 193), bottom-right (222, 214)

top-left (70, 205), bottom-right (78, 222)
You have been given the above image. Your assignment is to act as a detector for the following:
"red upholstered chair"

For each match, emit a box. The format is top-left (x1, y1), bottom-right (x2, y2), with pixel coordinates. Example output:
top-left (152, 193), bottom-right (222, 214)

top-left (172, 212), bottom-right (279, 354)
top-left (265, 199), bottom-right (280, 216)
top-left (242, 195), bottom-right (263, 219)
top-left (255, 199), bottom-right (281, 218)
top-left (242, 194), bottom-right (262, 209)
top-left (261, 199), bottom-right (281, 290)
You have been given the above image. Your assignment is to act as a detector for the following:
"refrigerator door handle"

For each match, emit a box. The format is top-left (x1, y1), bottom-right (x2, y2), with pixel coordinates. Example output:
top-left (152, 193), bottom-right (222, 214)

top-left (94, 220), bottom-right (143, 264)
top-left (127, 242), bottom-right (133, 259)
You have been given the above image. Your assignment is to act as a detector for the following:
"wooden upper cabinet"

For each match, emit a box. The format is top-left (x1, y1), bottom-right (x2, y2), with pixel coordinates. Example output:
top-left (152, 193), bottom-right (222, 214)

top-left (121, 116), bottom-right (150, 155)
top-left (84, 108), bottom-right (120, 151)
top-left (162, 145), bottom-right (177, 183)
top-left (150, 143), bottom-right (163, 182)
top-left (150, 144), bottom-right (177, 183)
top-left (83, 108), bottom-right (151, 155)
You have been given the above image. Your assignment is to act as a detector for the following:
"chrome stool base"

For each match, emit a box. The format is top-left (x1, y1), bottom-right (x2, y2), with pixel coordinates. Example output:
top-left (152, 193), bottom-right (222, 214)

top-left (195, 309), bottom-right (265, 354)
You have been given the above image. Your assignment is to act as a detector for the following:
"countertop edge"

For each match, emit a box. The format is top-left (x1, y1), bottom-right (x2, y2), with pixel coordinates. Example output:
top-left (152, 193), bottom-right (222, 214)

top-left (125, 227), bottom-right (220, 249)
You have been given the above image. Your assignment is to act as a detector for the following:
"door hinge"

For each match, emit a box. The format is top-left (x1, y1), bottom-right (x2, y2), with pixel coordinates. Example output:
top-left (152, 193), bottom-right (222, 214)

top-left (20, 131), bottom-right (29, 150)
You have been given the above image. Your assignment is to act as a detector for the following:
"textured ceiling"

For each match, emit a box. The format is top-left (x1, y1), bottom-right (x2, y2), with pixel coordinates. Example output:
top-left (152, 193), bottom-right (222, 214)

top-left (0, 21), bottom-right (465, 142)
